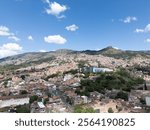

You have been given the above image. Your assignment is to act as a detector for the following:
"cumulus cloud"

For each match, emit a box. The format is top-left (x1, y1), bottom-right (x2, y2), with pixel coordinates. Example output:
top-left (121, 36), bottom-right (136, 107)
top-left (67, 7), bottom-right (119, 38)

top-left (39, 49), bottom-right (47, 52)
top-left (0, 26), bottom-right (14, 36)
top-left (0, 43), bottom-right (22, 58)
top-left (135, 24), bottom-right (150, 33)
top-left (66, 24), bottom-right (79, 31)
top-left (145, 39), bottom-right (150, 43)
top-left (8, 36), bottom-right (20, 41)
top-left (120, 16), bottom-right (137, 23)
top-left (0, 25), bottom-right (21, 42)
top-left (44, 0), bottom-right (68, 18)
top-left (28, 35), bottom-right (34, 40)
top-left (44, 35), bottom-right (67, 44)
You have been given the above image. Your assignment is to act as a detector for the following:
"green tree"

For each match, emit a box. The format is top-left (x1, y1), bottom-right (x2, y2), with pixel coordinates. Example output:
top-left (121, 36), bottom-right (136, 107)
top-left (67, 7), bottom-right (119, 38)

top-left (116, 91), bottom-right (128, 101)
top-left (16, 105), bottom-right (30, 113)
top-left (29, 95), bottom-right (38, 104)
top-left (108, 107), bottom-right (114, 113)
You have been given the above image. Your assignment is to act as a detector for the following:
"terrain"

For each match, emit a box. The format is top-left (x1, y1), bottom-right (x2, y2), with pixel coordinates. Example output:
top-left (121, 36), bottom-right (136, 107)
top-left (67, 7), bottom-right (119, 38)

top-left (0, 46), bottom-right (150, 113)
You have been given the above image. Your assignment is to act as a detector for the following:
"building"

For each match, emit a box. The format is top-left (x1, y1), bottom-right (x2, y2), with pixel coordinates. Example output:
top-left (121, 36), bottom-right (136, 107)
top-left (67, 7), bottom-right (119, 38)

top-left (37, 102), bottom-right (45, 109)
top-left (145, 96), bottom-right (150, 106)
top-left (0, 96), bottom-right (29, 108)
top-left (83, 67), bottom-right (113, 73)
top-left (63, 74), bottom-right (73, 81)
top-left (92, 67), bottom-right (113, 73)
top-left (81, 96), bottom-right (88, 104)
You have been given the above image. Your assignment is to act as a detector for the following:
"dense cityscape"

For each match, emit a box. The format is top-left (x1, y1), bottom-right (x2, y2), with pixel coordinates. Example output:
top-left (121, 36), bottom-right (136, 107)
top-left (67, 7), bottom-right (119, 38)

top-left (0, 47), bottom-right (150, 113)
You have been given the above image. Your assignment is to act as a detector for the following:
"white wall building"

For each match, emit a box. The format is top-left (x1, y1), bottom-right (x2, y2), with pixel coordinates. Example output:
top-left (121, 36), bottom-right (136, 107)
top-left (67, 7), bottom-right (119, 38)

top-left (0, 97), bottom-right (29, 108)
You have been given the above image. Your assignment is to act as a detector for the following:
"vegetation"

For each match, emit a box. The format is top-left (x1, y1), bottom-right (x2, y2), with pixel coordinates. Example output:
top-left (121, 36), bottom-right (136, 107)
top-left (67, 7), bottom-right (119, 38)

top-left (43, 98), bottom-right (49, 105)
top-left (140, 98), bottom-right (146, 105)
top-left (78, 60), bottom-right (88, 68)
top-left (29, 95), bottom-right (38, 104)
top-left (20, 90), bottom-right (28, 95)
top-left (47, 92), bottom-right (52, 97)
top-left (0, 57), bottom-right (55, 73)
top-left (135, 65), bottom-right (150, 75)
top-left (81, 46), bottom-right (148, 59)
top-left (115, 91), bottom-right (128, 101)
top-left (20, 75), bottom-right (26, 80)
top-left (146, 108), bottom-right (150, 113)
top-left (3, 81), bottom-right (8, 88)
top-left (74, 105), bottom-right (96, 113)
top-left (77, 69), bottom-right (144, 96)
top-left (16, 104), bottom-right (30, 113)
top-left (108, 107), bottom-right (114, 113)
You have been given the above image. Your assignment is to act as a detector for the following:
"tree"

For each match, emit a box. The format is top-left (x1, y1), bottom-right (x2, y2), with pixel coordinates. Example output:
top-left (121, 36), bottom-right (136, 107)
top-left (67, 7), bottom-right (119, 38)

top-left (21, 75), bottom-right (26, 80)
top-left (108, 107), bottom-right (114, 113)
top-left (44, 98), bottom-right (49, 105)
top-left (16, 104), bottom-right (30, 113)
top-left (29, 95), bottom-right (38, 104)
top-left (20, 90), bottom-right (28, 95)
top-left (3, 81), bottom-right (8, 88)
top-left (116, 91), bottom-right (128, 101)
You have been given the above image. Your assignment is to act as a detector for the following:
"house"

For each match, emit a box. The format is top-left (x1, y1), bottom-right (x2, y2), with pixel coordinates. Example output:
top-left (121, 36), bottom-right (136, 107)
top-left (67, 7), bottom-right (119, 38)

top-left (81, 96), bottom-right (88, 104)
top-left (63, 74), bottom-right (73, 81)
top-left (105, 90), bottom-right (120, 99)
top-left (145, 96), bottom-right (150, 106)
top-left (92, 67), bottom-right (113, 73)
top-left (30, 101), bottom-right (46, 113)
top-left (129, 90), bottom-right (150, 106)
top-left (0, 74), bottom-right (4, 80)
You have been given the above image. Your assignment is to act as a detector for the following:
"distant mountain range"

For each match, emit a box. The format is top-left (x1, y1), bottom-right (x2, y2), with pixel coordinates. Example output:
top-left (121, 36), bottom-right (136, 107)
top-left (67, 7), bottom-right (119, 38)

top-left (0, 46), bottom-right (150, 66)
top-left (81, 46), bottom-right (150, 59)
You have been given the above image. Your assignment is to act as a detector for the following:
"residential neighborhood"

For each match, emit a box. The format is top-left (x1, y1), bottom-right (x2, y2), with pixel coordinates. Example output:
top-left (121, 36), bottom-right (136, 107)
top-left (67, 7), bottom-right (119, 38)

top-left (0, 49), bottom-right (150, 113)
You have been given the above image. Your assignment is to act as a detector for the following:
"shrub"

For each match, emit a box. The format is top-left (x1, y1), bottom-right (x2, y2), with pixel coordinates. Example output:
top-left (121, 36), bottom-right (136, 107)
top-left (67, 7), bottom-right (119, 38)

top-left (108, 107), bottom-right (114, 113)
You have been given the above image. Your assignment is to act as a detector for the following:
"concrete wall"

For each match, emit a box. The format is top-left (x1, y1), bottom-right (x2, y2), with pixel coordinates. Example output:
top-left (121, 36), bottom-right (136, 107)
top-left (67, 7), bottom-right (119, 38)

top-left (0, 98), bottom-right (29, 108)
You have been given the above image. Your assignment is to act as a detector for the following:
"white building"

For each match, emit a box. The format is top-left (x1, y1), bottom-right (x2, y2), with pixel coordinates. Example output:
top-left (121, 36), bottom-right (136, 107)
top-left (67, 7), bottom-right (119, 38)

top-left (81, 96), bottom-right (88, 104)
top-left (63, 74), bottom-right (73, 81)
top-left (0, 97), bottom-right (29, 108)
top-left (37, 102), bottom-right (45, 109)
top-left (145, 96), bottom-right (150, 106)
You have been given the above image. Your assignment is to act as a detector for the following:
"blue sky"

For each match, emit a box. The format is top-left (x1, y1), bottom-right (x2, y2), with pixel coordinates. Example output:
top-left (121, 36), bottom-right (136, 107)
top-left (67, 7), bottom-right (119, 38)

top-left (0, 0), bottom-right (150, 58)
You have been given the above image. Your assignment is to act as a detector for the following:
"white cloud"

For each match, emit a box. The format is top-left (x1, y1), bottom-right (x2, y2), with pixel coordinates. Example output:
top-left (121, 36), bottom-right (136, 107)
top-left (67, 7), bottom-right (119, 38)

top-left (145, 39), bottom-right (150, 43)
top-left (113, 47), bottom-right (119, 50)
top-left (0, 25), bottom-right (21, 42)
top-left (8, 36), bottom-right (20, 41)
top-left (44, 0), bottom-right (68, 18)
top-left (135, 24), bottom-right (150, 33)
top-left (135, 29), bottom-right (144, 33)
top-left (44, 35), bottom-right (67, 44)
top-left (28, 35), bottom-right (34, 40)
top-left (39, 49), bottom-right (47, 52)
top-left (0, 43), bottom-right (22, 58)
top-left (120, 16), bottom-right (137, 23)
top-left (0, 26), bottom-right (13, 36)
top-left (66, 24), bottom-right (79, 31)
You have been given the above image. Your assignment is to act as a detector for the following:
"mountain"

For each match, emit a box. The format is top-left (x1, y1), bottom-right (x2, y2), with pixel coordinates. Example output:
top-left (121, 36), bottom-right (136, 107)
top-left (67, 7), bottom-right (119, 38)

top-left (81, 46), bottom-right (123, 55)
top-left (81, 46), bottom-right (150, 59)
top-left (0, 46), bottom-right (150, 66)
